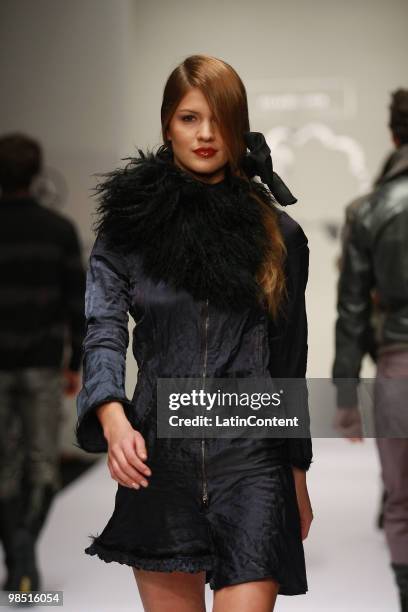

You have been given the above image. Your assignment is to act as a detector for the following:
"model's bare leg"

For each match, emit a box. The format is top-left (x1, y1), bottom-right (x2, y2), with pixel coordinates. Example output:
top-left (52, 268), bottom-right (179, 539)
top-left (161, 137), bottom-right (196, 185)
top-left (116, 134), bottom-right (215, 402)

top-left (132, 568), bottom-right (207, 612)
top-left (212, 578), bottom-right (279, 612)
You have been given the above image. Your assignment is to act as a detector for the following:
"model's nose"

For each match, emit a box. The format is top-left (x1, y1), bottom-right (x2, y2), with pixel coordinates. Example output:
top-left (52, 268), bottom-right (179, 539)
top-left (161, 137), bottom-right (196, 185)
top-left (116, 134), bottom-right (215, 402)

top-left (197, 120), bottom-right (215, 141)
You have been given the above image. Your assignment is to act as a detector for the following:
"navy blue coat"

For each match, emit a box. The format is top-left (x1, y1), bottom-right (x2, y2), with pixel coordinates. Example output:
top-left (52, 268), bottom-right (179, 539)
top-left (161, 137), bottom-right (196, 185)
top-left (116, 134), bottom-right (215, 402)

top-left (75, 149), bottom-right (312, 471)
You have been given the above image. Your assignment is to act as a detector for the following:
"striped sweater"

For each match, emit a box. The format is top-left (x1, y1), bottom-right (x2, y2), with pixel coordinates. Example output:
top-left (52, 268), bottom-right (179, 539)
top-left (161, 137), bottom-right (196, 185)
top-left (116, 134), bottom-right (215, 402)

top-left (0, 196), bottom-right (85, 371)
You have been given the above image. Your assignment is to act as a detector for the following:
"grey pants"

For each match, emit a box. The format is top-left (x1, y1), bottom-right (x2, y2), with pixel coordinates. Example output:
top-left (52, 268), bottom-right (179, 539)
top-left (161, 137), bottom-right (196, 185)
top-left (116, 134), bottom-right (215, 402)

top-left (374, 350), bottom-right (408, 564)
top-left (0, 367), bottom-right (64, 500)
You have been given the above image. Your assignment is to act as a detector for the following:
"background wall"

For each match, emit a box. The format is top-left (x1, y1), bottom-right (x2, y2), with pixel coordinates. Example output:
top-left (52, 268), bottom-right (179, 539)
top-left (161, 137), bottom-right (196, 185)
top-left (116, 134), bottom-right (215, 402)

top-left (1, 0), bottom-right (407, 450)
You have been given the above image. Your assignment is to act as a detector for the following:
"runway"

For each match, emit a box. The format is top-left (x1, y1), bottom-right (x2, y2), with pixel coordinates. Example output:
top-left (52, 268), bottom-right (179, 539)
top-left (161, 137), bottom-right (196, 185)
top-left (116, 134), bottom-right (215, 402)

top-left (0, 437), bottom-right (397, 611)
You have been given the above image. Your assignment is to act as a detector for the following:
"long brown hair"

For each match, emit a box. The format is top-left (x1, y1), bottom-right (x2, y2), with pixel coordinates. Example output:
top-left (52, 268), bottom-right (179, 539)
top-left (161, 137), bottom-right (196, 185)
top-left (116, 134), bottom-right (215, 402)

top-left (160, 54), bottom-right (287, 320)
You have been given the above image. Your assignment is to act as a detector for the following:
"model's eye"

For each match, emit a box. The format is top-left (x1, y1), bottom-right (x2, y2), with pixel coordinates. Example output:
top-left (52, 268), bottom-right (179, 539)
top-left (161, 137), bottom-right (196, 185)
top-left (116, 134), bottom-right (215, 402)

top-left (181, 115), bottom-right (196, 122)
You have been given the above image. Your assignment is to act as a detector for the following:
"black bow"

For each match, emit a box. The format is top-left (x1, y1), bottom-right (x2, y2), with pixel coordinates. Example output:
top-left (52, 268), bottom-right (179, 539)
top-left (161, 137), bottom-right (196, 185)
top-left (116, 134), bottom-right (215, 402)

top-left (242, 131), bottom-right (297, 206)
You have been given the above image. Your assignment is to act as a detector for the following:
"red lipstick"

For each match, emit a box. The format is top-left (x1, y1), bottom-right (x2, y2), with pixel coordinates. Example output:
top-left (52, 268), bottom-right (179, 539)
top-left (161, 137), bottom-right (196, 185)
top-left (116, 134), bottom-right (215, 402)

top-left (194, 148), bottom-right (217, 158)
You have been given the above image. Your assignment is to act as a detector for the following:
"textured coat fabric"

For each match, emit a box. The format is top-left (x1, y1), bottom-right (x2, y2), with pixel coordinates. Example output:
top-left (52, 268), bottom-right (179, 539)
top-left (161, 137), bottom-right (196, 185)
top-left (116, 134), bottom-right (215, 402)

top-left (75, 149), bottom-right (312, 593)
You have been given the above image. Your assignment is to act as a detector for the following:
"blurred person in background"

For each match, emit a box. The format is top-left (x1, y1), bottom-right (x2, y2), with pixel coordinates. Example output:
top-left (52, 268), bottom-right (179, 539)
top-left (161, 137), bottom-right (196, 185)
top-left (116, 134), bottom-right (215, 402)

top-left (0, 133), bottom-right (86, 591)
top-left (332, 89), bottom-right (408, 611)
top-left (334, 151), bottom-right (391, 528)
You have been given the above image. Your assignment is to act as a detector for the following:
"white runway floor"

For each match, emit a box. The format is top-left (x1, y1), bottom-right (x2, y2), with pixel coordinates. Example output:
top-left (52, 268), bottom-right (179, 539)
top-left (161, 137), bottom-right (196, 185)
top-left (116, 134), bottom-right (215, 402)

top-left (0, 438), bottom-right (399, 611)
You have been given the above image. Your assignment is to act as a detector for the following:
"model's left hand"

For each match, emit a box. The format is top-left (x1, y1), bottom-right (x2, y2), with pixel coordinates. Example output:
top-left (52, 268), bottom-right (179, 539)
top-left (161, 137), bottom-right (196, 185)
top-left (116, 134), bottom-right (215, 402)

top-left (292, 467), bottom-right (313, 541)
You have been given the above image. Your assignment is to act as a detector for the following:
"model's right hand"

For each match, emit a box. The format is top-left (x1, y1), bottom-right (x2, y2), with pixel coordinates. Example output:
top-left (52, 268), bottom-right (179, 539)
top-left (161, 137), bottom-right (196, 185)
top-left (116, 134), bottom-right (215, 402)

top-left (96, 402), bottom-right (152, 490)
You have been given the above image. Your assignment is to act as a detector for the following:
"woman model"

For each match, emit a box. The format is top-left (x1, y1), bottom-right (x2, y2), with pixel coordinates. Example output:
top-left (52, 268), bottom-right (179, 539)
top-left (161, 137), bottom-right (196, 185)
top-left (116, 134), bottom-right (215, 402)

top-left (76, 54), bottom-right (313, 612)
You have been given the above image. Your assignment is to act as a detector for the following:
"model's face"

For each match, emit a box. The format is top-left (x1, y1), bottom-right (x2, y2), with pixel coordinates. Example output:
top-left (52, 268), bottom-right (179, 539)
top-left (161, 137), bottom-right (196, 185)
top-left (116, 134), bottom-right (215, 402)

top-left (166, 88), bottom-right (229, 184)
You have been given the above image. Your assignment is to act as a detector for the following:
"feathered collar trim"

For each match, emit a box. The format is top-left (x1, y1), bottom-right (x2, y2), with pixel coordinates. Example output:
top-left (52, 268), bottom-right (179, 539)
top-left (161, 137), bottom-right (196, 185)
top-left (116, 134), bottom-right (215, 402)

top-left (93, 147), bottom-right (278, 312)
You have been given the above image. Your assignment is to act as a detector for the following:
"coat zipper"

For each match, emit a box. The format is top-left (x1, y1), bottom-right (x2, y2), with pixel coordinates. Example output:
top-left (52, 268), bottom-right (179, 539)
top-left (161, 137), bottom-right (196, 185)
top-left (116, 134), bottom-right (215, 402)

top-left (201, 297), bottom-right (209, 507)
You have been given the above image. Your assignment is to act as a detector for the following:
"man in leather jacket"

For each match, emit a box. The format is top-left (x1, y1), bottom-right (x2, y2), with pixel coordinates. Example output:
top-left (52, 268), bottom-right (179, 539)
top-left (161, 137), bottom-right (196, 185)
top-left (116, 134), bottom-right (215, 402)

top-left (332, 89), bottom-right (408, 611)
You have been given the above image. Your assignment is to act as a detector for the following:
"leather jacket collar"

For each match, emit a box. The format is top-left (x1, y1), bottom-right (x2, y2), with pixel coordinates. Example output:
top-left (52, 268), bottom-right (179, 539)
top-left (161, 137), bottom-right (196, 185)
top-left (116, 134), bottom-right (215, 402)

top-left (375, 143), bottom-right (408, 185)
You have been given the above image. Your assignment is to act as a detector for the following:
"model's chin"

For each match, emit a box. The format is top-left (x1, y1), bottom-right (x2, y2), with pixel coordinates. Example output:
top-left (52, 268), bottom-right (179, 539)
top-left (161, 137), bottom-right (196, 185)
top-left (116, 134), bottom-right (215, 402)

top-left (181, 155), bottom-right (224, 174)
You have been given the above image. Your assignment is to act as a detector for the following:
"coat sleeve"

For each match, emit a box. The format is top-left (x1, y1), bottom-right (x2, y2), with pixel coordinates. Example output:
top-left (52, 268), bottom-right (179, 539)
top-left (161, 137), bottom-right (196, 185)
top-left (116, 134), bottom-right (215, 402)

top-left (75, 233), bottom-right (134, 453)
top-left (268, 232), bottom-right (313, 471)
top-left (332, 214), bottom-right (374, 406)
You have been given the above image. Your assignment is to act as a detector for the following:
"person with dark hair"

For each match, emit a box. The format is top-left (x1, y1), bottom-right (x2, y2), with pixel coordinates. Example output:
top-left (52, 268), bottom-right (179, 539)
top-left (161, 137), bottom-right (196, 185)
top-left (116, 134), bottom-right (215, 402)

top-left (0, 134), bottom-right (42, 194)
top-left (0, 133), bottom-right (86, 591)
top-left (389, 89), bottom-right (408, 146)
top-left (333, 88), bottom-right (408, 611)
top-left (76, 54), bottom-right (313, 611)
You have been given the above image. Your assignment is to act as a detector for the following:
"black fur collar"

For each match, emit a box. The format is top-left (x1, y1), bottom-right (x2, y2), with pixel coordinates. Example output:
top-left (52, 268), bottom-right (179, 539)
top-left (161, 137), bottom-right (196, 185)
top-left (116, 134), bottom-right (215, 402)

top-left (94, 147), bottom-right (277, 312)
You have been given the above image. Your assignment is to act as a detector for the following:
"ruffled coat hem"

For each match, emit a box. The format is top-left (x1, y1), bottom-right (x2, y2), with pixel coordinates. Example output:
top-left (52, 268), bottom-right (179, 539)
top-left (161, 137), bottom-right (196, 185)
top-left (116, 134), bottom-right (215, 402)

top-left (85, 538), bottom-right (214, 574)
